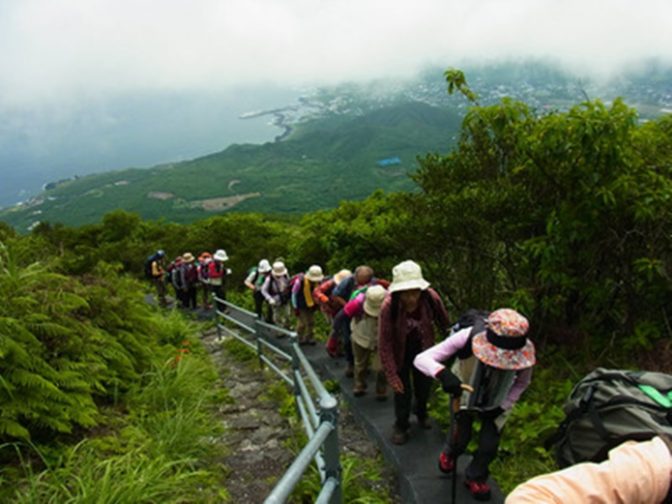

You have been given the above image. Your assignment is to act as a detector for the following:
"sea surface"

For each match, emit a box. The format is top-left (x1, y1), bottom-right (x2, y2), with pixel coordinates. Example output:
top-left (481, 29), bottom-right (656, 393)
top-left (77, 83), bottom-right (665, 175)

top-left (0, 85), bottom-right (301, 208)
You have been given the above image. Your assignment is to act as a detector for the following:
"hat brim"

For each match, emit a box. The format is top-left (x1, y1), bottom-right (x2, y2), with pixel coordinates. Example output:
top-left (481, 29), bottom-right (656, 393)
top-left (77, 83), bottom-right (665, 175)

top-left (214, 254), bottom-right (228, 262)
top-left (471, 331), bottom-right (536, 371)
top-left (388, 278), bottom-right (430, 293)
top-left (272, 268), bottom-right (288, 277)
top-left (306, 274), bottom-right (324, 282)
top-left (363, 303), bottom-right (382, 317)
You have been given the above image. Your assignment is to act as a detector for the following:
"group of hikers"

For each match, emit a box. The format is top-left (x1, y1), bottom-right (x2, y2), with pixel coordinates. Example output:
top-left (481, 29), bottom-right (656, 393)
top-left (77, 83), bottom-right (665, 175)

top-left (145, 249), bottom-right (231, 310)
top-left (147, 250), bottom-right (672, 503)
top-left (242, 256), bottom-right (535, 501)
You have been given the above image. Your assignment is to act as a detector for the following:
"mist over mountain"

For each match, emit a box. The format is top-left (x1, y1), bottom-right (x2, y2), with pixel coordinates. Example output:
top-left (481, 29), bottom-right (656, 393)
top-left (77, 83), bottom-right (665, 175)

top-left (2, 59), bottom-right (671, 212)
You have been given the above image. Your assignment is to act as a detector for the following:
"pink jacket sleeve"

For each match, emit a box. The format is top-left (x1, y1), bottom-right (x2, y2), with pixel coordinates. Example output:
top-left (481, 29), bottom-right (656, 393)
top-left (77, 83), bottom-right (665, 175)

top-left (413, 328), bottom-right (472, 378)
top-left (343, 293), bottom-right (365, 319)
top-left (506, 436), bottom-right (672, 504)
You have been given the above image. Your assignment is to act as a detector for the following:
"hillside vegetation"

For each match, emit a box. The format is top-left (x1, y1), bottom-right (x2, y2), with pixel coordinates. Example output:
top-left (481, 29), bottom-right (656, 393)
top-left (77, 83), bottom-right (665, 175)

top-left (2, 80), bottom-right (672, 495)
top-left (0, 101), bottom-right (461, 230)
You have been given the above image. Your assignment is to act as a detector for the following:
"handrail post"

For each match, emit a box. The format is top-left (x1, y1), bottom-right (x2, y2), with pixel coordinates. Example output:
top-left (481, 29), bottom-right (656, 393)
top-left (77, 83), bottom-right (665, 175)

top-left (320, 395), bottom-right (342, 504)
top-left (255, 319), bottom-right (264, 369)
top-left (290, 333), bottom-right (302, 401)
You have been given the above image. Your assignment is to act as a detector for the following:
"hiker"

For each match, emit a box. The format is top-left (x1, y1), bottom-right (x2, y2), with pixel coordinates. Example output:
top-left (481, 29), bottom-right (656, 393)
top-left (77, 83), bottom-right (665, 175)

top-left (414, 308), bottom-right (535, 501)
top-left (261, 260), bottom-right (292, 330)
top-left (197, 251), bottom-right (213, 309)
top-left (244, 259), bottom-right (272, 322)
top-left (331, 266), bottom-right (388, 376)
top-left (146, 250), bottom-right (167, 307)
top-left (291, 265), bottom-right (324, 345)
top-left (344, 285), bottom-right (388, 400)
top-left (168, 255), bottom-right (184, 306)
top-left (209, 249), bottom-right (230, 310)
top-left (314, 269), bottom-right (352, 325)
top-left (378, 260), bottom-right (449, 445)
top-left (179, 252), bottom-right (199, 310)
top-left (506, 435), bottom-right (672, 503)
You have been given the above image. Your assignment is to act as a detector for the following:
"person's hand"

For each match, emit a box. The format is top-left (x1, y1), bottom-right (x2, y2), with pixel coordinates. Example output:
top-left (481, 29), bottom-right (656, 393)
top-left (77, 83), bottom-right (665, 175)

top-left (481, 406), bottom-right (504, 419)
top-left (437, 368), bottom-right (463, 396)
top-left (392, 380), bottom-right (404, 395)
top-left (269, 299), bottom-right (277, 306)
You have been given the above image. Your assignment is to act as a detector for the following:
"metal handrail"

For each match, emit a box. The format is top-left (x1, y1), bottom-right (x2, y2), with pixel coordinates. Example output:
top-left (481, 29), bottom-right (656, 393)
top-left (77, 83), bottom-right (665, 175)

top-left (214, 297), bottom-right (342, 504)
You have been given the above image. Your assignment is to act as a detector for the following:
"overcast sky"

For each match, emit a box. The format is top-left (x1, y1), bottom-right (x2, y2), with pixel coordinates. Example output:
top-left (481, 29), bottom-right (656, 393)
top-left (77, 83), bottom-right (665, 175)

top-left (1, 0), bottom-right (671, 107)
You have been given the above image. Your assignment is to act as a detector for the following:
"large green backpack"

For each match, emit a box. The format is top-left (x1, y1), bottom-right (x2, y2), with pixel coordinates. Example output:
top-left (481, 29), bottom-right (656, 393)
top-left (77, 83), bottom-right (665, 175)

top-left (549, 368), bottom-right (672, 467)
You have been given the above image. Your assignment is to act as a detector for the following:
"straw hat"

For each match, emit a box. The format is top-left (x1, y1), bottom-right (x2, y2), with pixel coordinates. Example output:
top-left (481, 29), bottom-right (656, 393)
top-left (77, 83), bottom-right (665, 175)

top-left (306, 265), bottom-right (324, 283)
top-left (271, 261), bottom-right (288, 277)
top-left (388, 260), bottom-right (430, 293)
top-left (472, 309), bottom-right (536, 371)
top-left (258, 259), bottom-right (272, 273)
top-left (333, 269), bottom-right (352, 285)
top-left (213, 249), bottom-right (229, 262)
top-left (182, 252), bottom-right (195, 263)
top-left (363, 285), bottom-right (386, 317)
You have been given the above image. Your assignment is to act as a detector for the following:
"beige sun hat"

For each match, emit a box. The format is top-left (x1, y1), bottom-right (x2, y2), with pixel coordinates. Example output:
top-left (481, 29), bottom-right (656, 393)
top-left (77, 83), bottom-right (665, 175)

top-left (363, 285), bottom-right (387, 317)
top-left (182, 252), bottom-right (195, 263)
top-left (306, 265), bottom-right (324, 283)
top-left (333, 269), bottom-right (352, 285)
top-left (388, 260), bottom-right (430, 293)
top-left (213, 249), bottom-right (229, 262)
top-left (271, 261), bottom-right (288, 277)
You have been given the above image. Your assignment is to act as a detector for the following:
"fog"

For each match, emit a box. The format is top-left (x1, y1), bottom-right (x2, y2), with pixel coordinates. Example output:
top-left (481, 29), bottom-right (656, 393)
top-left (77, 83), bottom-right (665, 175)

top-left (1, 0), bottom-right (670, 207)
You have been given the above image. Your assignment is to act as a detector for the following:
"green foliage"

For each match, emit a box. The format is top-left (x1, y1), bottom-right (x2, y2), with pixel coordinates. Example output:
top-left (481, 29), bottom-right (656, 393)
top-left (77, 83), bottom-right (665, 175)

top-left (2, 348), bottom-right (227, 503)
top-left (290, 453), bottom-right (393, 504)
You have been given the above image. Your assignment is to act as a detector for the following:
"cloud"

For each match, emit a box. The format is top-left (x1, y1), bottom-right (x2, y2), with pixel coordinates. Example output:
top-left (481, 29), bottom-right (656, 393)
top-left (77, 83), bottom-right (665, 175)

top-left (1, 0), bottom-right (671, 106)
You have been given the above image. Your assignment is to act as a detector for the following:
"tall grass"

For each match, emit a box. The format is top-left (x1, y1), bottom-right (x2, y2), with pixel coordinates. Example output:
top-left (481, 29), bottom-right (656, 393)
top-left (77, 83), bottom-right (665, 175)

top-left (2, 344), bottom-right (228, 503)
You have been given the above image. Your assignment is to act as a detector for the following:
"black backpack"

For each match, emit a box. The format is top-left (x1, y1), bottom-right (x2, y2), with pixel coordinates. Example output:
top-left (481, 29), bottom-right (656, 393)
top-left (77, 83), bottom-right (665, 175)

top-left (451, 309), bottom-right (489, 360)
top-left (144, 254), bottom-right (158, 279)
top-left (548, 368), bottom-right (672, 468)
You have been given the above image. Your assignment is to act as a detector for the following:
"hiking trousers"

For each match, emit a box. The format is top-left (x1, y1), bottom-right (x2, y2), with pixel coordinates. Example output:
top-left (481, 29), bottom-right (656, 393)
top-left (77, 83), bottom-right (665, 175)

top-left (254, 290), bottom-right (272, 323)
top-left (352, 341), bottom-right (386, 394)
top-left (296, 308), bottom-right (316, 343)
top-left (394, 336), bottom-right (432, 430)
top-left (272, 303), bottom-right (292, 329)
top-left (333, 309), bottom-right (354, 366)
top-left (446, 412), bottom-right (501, 482)
top-left (153, 277), bottom-right (167, 307)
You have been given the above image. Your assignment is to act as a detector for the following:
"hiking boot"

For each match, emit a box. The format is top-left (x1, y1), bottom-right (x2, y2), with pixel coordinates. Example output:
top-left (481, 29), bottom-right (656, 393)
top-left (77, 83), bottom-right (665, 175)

top-left (438, 451), bottom-right (455, 473)
top-left (464, 479), bottom-right (491, 501)
top-left (353, 385), bottom-right (366, 397)
top-left (375, 392), bottom-right (388, 402)
top-left (391, 426), bottom-right (409, 445)
top-left (417, 417), bottom-right (432, 430)
top-left (345, 364), bottom-right (354, 378)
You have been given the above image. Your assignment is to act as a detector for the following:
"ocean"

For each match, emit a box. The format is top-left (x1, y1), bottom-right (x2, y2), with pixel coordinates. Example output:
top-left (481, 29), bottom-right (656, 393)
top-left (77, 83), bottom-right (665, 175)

top-left (0, 85), bottom-right (301, 208)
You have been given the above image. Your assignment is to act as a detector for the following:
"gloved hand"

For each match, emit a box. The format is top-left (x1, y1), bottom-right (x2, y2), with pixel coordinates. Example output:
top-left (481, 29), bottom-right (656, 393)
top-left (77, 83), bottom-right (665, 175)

top-left (481, 406), bottom-right (504, 419)
top-left (269, 299), bottom-right (277, 306)
top-left (436, 368), bottom-right (463, 396)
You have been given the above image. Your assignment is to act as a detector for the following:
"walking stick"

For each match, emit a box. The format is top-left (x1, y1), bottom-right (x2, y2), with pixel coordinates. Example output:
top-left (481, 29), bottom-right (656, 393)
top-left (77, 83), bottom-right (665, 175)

top-left (450, 384), bottom-right (474, 504)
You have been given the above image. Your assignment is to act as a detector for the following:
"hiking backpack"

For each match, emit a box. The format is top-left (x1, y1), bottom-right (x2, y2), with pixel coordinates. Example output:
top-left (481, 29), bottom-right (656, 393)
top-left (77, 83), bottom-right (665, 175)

top-left (144, 253), bottom-right (158, 279)
top-left (548, 368), bottom-right (672, 468)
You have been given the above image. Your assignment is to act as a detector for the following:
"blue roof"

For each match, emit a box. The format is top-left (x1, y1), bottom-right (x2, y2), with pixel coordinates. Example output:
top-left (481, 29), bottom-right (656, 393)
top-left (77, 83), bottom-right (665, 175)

top-left (376, 157), bottom-right (401, 167)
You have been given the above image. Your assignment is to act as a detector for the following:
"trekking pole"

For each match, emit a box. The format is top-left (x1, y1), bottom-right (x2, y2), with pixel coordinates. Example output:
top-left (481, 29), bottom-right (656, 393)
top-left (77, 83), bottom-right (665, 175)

top-left (450, 384), bottom-right (474, 504)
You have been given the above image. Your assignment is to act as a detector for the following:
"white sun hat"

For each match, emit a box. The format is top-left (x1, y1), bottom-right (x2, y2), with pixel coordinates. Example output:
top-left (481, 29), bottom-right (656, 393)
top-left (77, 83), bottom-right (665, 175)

top-left (258, 259), bottom-right (272, 273)
top-left (388, 260), bottom-right (430, 293)
top-left (306, 265), bottom-right (324, 283)
top-left (213, 249), bottom-right (229, 262)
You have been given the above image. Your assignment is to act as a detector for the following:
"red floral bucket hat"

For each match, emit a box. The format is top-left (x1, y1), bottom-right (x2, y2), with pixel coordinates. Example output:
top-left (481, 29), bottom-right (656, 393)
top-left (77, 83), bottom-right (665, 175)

top-left (472, 308), bottom-right (536, 370)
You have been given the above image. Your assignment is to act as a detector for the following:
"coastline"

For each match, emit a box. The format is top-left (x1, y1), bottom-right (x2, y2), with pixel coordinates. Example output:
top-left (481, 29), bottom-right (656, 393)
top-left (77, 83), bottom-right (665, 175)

top-left (240, 107), bottom-right (295, 142)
